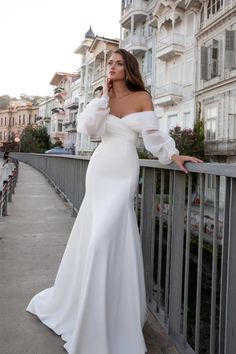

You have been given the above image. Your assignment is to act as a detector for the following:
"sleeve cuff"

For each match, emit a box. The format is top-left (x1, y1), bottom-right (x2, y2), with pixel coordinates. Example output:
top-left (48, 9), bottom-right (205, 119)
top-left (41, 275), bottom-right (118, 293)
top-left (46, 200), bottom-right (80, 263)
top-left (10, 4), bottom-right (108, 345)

top-left (168, 148), bottom-right (179, 160)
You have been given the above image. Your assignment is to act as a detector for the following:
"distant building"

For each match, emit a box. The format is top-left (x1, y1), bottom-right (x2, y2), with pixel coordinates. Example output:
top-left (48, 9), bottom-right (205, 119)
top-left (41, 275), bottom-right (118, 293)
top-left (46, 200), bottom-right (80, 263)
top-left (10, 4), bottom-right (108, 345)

top-left (63, 74), bottom-right (80, 152)
top-left (74, 26), bottom-right (119, 155)
top-left (49, 72), bottom-right (78, 145)
top-left (37, 96), bottom-right (59, 136)
top-left (0, 103), bottom-right (38, 147)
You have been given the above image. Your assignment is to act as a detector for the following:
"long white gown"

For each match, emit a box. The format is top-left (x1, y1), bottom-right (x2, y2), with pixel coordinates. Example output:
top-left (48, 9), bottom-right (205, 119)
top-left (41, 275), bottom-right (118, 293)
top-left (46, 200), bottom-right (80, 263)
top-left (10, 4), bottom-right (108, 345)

top-left (26, 95), bottom-right (179, 354)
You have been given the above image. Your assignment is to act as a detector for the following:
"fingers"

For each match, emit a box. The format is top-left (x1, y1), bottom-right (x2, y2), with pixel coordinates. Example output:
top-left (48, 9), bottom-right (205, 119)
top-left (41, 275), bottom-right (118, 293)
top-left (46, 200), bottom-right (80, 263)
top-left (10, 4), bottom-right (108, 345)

top-left (173, 155), bottom-right (203, 174)
top-left (176, 161), bottom-right (188, 174)
top-left (180, 165), bottom-right (188, 174)
top-left (180, 156), bottom-right (203, 163)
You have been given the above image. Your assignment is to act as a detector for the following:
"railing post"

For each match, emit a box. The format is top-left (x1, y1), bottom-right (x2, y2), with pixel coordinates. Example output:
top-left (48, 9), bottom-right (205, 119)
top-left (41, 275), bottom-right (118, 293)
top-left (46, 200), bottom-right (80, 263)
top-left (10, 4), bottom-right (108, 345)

top-left (219, 177), bottom-right (230, 353)
top-left (2, 182), bottom-right (8, 216)
top-left (8, 177), bottom-right (13, 202)
top-left (224, 177), bottom-right (236, 353)
top-left (140, 167), bottom-right (156, 304)
top-left (168, 170), bottom-right (186, 342)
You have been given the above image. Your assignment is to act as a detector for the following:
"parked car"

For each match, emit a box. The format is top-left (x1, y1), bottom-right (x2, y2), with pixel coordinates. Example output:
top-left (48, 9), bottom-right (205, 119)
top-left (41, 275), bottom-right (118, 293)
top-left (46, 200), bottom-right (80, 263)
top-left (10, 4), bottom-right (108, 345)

top-left (44, 147), bottom-right (73, 155)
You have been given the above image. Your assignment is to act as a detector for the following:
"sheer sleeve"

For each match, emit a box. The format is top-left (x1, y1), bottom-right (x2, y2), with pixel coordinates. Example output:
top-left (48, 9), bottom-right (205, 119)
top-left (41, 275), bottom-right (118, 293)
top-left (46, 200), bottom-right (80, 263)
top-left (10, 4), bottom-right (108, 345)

top-left (136, 111), bottom-right (179, 164)
top-left (76, 95), bottom-right (109, 138)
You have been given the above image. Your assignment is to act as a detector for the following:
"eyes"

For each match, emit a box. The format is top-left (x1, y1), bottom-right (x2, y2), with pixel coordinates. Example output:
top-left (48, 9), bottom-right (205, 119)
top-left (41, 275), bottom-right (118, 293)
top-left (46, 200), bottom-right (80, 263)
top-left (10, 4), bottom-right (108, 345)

top-left (107, 61), bottom-right (123, 67)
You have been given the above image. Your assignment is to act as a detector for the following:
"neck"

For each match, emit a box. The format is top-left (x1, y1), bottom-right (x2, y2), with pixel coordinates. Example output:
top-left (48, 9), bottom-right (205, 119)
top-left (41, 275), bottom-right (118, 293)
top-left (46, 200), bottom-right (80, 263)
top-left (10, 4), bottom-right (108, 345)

top-left (111, 81), bottom-right (130, 98)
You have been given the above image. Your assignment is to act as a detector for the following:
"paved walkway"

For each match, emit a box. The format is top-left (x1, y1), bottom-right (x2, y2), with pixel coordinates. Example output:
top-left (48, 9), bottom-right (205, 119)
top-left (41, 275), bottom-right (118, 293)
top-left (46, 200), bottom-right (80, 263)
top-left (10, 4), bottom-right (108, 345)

top-left (0, 161), bottom-right (178, 354)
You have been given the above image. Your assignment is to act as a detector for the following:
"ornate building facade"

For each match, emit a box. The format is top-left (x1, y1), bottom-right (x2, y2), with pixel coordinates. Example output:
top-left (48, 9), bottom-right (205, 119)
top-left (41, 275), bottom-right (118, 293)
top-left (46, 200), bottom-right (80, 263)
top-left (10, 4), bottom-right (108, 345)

top-left (74, 27), bottom-right (119, 155)
top-left (0, 103), bottom-right (38, 148)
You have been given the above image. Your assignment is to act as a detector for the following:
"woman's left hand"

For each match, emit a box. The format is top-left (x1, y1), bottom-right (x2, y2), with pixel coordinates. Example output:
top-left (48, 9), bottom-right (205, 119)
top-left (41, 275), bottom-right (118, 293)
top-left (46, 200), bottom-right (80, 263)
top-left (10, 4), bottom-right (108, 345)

top-left (171, 154), bottom-right (203, 174)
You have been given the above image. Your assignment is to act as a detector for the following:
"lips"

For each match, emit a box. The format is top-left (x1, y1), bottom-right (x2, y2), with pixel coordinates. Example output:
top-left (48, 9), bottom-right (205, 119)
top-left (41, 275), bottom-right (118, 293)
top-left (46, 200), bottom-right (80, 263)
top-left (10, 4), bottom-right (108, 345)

top-left (109, 71), bottom-right (115, 74)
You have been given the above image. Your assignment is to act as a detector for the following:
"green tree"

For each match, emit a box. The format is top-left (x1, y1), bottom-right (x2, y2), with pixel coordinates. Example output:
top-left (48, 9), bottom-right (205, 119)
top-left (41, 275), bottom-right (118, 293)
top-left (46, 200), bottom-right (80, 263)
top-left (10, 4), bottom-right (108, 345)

top-left (20, 125), bottom-right (51, 153)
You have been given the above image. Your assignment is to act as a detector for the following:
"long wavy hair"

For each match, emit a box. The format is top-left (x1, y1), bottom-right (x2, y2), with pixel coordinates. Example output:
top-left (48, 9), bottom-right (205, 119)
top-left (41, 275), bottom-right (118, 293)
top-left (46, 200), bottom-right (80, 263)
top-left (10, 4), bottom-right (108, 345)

top-left (113, 48), bottom-right (149, 93)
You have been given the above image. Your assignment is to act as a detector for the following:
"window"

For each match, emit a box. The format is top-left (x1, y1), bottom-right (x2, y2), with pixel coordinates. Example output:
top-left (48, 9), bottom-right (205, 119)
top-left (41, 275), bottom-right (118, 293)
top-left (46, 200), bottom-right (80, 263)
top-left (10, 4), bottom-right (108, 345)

top-left (206, 107), bottom-right (217, 140)
top-left (141, 56), bottom-right (145, 72)
top-left (147, 50), bottom-right (152, 72)
top-left (58, 122), bottom-right (63, 132)
top-left (29, 114), bottom-right (31, 124)
top-left (207, 0), bottom-right (223, 18)
top-left (1, 118), bottom-right (3, 126)
top-left (80, 103), bottom-right (84, 112)
top-left (168, 114), bottom-right (178, 131)
top-left (147, 25), bottom-right (153, 37)
top-left (183, 112), bottom-right (191, 128)
top-left (19, 115), bottom-right (21, 125)
top-left (228, 114), bottom-right (236, 139)
top-left (201, 40), bottom-right (219, 80)
top-left (225, 30), bottom-right (236, 69)
top-left (5, 117), bottom-right (7, 126)
top-left (142, 23), bottom-right (146, 36)
top-left (23, 114), bottom-right (25, 125)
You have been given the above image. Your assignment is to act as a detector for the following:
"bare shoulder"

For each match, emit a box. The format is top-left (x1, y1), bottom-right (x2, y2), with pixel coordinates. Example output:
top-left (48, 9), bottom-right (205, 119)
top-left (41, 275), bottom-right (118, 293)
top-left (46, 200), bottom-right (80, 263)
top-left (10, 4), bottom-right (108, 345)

top-left (134, 91), bottom-right (154, 111)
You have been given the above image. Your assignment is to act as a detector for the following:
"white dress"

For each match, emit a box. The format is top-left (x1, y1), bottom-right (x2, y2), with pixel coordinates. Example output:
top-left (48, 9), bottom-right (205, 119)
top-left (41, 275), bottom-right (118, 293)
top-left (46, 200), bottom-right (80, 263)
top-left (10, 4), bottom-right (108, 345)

top-left (26, 95), bottom-right (179, 354)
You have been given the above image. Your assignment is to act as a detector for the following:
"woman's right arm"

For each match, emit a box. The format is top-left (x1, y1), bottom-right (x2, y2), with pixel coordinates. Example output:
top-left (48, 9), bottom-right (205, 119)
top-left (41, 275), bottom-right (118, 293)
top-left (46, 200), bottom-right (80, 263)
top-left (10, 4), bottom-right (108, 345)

top-left (76, 95), bottom-right (109, 138)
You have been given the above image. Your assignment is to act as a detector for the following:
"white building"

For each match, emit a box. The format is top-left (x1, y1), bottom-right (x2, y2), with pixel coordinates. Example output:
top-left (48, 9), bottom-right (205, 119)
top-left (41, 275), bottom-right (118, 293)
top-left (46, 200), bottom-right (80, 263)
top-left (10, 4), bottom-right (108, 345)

top-left (49, 72), bottom-right (78, 145)
top-left (194, 0), bottom-right (236, 164)
top-left (74, 27), bottom-right (119, 155)
top-left (120, 0), bottom-right (157, 93)
top-left (63, 74), bottom-right (80, 153)
top-left (37, 96), bottom-right (59, 136)
top-left (120, 0), bottom-right (198, 132)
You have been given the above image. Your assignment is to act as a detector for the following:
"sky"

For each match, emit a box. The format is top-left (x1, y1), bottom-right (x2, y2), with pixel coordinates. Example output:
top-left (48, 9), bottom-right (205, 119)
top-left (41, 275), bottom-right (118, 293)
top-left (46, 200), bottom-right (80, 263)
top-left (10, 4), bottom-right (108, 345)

top-left (0, 0), bottom-right (121, 98)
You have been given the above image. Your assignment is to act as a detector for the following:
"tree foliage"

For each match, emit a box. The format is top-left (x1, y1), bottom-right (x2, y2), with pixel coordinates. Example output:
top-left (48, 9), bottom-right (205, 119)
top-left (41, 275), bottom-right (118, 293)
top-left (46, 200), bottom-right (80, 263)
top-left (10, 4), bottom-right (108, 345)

top-left (20, 125), bottom-right (51, 153)
top-left (0, 95), bottom-right (11, 109)
top-left (169, 120), bottom-right (205, 160)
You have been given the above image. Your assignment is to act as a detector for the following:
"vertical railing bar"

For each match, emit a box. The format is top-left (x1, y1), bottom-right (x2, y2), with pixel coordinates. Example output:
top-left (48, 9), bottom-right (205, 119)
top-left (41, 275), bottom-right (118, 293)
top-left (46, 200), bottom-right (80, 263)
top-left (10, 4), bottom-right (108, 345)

top-left (195, 173), bottom-right (205, 354)
top-left (169, 170), bottom-right (186, 340)
top-left (156, 169), bottom-right (165, 311)
top-left (164, 170), bottom-right (173, 322)
top-left (150, 170), bottom-right (157, 306)
top-left (219, 177), bottom-right (230, 354)
top-left (210, 175), bottom-right (220, 354)
top-left (224, 177), bottom-right (236, 353)
top-left (183, 173), bottom-right (193, 342)
top-left (140, 167), bottom-right (157, 304)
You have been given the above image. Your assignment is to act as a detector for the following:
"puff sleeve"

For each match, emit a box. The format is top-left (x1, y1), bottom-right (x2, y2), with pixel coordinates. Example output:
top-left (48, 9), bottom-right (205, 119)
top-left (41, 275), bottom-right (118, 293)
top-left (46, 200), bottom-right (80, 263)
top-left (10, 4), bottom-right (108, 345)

top-left (135, 111), bottom-right (179, 164)
top-left (76, 95), bottom-right (109, 138)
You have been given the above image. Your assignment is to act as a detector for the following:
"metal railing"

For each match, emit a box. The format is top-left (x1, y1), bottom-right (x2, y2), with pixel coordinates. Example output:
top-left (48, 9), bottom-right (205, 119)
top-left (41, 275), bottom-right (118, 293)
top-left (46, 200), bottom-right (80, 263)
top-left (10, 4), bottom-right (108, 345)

top-left (0, 159), bottom-right (19, 219)
top-left (6, 153), bottom-right (236, 354)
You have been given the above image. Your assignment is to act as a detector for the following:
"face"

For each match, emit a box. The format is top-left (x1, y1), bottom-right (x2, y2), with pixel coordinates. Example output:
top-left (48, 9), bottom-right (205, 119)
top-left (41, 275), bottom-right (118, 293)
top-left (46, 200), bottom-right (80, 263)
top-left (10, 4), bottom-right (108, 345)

top-left (107, 53), bottom-right (126, 81)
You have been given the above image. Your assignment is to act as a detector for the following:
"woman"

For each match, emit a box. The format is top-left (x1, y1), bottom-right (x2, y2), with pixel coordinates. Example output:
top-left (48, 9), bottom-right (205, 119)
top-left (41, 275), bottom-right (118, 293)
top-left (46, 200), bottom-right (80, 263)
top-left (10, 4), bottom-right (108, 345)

top-left (27, 49), bottom-right (202, 354)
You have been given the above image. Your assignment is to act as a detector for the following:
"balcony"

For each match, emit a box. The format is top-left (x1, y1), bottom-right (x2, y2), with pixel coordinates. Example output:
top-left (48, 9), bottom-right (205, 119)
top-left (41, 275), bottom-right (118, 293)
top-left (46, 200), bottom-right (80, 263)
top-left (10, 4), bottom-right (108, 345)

top-left (205, 139), bottom-right (236, 156)
top-left (63, 120), bottom-right (77, 133)
top-left (51, 107), bottom-right (64, 114)
top-left (64, 97), bottom-right (79, 110)
top-left (121, 1), bottom-right (147, 28)
top-left (53, 87), bottom-right (68, 101)
top-left (156, 33), bottom-right (185, 61)
top-left (155, 83), bottom-right (183, 106)
top-left (120, 35), bottom-right (147, 54)
top-left (93, 69), bottom-right (106, 83)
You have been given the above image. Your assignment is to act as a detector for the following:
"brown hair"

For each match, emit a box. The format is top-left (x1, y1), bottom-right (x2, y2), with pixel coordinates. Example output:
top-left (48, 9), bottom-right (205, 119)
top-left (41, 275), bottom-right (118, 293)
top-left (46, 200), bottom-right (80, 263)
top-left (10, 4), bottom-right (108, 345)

top-left (113, 48), bottom-right (149, 93)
